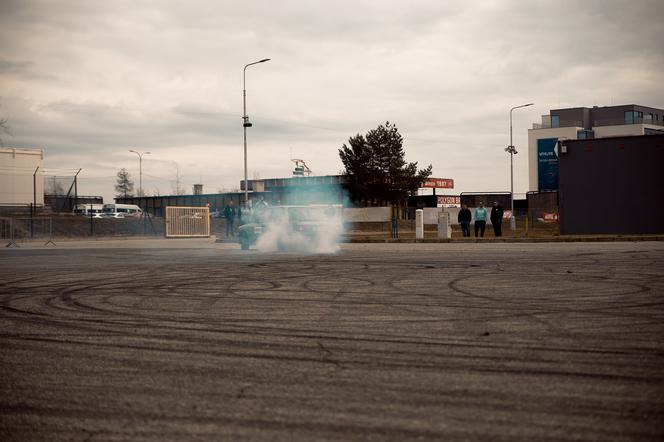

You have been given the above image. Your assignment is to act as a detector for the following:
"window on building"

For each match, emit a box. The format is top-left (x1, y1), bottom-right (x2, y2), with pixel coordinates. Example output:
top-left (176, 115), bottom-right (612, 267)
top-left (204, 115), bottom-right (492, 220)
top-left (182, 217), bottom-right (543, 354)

top-left (576, 130), bottom-right (594, 139)
top-left (624, 110), bottom-right (643, 124)
top-left (551, 115), bottom-right (560, 128)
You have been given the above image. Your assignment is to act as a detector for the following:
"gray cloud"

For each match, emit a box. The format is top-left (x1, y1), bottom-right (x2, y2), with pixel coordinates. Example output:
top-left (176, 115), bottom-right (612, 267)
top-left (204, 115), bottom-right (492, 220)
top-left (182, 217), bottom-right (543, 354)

top-left (1, 0), bottom-right (663, 202)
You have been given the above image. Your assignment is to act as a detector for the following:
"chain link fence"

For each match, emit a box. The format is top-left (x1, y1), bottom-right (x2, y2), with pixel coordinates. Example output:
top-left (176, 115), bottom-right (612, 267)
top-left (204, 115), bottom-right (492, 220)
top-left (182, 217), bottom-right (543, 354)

top-left (1, 217), bottom-right (55, 246)
top-left (1, 214), bottom-right (169, 245)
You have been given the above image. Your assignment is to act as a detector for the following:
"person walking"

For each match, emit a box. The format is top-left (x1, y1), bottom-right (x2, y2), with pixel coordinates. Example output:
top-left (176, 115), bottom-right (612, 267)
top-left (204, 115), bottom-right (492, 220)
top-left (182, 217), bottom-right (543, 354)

top-left (474, 201), bottom-right (488, 238)
top-left (458, 204), bottom-right (472, 237)
top-left (490, 201), bottom-right (504, 237)
top-left (223, 200), bottom-right (236, 238)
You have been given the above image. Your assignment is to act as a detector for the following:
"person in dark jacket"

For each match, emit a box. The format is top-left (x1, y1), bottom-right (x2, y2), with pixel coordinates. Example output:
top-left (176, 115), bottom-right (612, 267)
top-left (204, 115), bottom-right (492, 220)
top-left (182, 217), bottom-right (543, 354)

top-left (490, 201), bottom-right (504, 237)
top-left (457, 204), bottom-right (472, 237)
top-left (223, 201), bottom-right (236, 237)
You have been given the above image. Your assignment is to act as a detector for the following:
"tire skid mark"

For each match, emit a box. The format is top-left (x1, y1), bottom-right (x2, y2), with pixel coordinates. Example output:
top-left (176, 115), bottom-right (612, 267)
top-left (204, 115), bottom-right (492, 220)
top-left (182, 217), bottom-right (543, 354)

top-left (447, 275), bottom-right (578, 338)
top-left (4, 334), bottom-right (661, 385)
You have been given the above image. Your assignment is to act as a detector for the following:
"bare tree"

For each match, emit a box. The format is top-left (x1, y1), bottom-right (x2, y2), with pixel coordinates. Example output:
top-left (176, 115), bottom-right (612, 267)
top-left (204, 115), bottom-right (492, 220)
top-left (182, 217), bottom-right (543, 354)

top-left (0, 111), bottom-right (11, 146)
top-left (171, 163), bottom-right (185, 195)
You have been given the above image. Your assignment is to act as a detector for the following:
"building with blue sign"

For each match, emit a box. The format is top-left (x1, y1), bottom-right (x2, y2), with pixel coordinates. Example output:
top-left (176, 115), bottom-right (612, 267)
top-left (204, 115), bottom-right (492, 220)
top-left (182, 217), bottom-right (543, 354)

top-left (527, 104), bottom-right (664, 192)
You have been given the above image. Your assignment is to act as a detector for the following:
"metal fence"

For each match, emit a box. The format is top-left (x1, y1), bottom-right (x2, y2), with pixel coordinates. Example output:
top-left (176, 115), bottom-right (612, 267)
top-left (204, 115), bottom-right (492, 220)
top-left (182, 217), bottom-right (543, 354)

top-left (165, 207), bottom-right (210, 238)
top-left (1, 217), bottom-right (56, 247)
top-left (526, 191), bottom-right (558, 223)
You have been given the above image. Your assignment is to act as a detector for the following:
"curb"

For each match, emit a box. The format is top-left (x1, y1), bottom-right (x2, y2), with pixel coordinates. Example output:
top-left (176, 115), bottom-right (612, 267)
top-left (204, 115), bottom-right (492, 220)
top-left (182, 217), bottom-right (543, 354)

top-left (340, 235), bottom-right (664, 243)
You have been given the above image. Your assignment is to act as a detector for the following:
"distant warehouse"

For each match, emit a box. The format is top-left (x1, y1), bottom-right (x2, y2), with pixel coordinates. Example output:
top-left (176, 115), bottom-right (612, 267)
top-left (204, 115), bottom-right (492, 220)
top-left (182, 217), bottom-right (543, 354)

top-left (116, 175), bottom-right (350, 217)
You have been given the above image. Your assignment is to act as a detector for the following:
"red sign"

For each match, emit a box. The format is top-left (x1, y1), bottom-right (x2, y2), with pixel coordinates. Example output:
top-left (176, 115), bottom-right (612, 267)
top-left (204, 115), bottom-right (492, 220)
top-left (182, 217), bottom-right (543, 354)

top-left (437, 196), bottom-right (460, 205)
top-left (542, 212), bottom-right (559, 223)
top-left (421, 178), bottom-right (454, 189)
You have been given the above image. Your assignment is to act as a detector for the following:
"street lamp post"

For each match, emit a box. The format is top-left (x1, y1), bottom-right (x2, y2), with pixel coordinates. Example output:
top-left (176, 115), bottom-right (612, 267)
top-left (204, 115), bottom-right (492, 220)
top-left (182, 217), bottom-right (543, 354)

top-left (506, 103), bottom-right (533, 230)
top-left (243, 58), bottom-right (270, 206)
top-left (129, 150), bottom-right (151, 197)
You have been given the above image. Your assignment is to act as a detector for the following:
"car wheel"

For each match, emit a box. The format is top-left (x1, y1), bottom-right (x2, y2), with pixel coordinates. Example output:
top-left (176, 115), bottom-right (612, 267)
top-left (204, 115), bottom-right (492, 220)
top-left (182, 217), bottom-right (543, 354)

top-left (239, 233), bottom-right (250, 250)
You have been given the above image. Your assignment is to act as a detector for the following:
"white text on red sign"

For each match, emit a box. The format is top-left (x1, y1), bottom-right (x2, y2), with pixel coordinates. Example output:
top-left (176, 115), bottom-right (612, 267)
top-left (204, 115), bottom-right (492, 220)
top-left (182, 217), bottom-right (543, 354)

top-left (422, 178), bottom-right (454, 189)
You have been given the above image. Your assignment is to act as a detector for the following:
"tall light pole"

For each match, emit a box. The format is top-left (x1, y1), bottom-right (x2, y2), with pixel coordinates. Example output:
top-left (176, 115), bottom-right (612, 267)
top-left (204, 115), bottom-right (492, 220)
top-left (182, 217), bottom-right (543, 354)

top-left (129, 150), bottom-right (151, 197)
top-left (506, 103), bottom-right (533, 230)
top-left (243, 58), bottom-right (270, 206)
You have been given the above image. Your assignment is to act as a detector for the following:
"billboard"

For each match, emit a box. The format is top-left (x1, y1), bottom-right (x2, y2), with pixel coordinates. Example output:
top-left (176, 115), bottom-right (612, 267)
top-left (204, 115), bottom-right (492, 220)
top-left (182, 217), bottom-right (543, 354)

top-left (537, 138), bottom-right (558, 191)
top-left (437, 195), bottom-right (460, 206)
top-left (421, 178), bottom-right (454, 189)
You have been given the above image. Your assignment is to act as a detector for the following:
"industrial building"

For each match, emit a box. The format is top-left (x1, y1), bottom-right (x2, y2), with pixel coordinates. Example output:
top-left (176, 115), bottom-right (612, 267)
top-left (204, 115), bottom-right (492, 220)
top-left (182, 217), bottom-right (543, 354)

top-left (117, 175), bottom-right (349, 217)
top-left (118, 174), bottom-right (460, 218)
top-left (528, 104), bottom-right (664, 192)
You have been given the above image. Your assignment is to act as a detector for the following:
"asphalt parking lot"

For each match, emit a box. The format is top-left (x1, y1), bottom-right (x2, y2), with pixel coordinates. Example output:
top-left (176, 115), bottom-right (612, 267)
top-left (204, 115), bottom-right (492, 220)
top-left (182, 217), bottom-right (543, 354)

top-left (1, 240), bottom-right (663, 441)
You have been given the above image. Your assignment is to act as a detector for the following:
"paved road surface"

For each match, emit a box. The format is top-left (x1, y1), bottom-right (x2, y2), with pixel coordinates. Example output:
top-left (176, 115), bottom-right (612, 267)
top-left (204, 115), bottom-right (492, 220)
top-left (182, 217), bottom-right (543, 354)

top-left (1, 241), bottom-right (663, 441)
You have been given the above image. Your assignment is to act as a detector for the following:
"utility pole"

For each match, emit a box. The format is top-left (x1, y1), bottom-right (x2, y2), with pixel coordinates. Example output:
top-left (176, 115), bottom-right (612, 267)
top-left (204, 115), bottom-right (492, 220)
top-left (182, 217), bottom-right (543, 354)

top-left (129, 150), bottom-right (150, 197)
top-left (506, 103), bottom-right (534, 230)
top-left (242, 58), bottom-right (271, 206)
top-left (73, 168), bottom-right (81, 210)
top-left (31, 166), bottom-right (39, 238)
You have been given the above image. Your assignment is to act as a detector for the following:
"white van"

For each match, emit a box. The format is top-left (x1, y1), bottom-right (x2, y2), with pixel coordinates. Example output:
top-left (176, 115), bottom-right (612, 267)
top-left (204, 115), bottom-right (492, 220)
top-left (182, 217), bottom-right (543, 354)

top-left (102, 204), bottom-right (143, 219)
top-left (73, 204), bottom-right (105, 218)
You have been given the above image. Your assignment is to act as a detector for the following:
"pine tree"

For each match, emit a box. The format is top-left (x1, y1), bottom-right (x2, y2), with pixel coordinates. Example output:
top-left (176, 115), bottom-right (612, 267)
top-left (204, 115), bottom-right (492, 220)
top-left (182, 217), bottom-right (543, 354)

top-left (115, 168), bottom-right (135, 198)
top-left (339, 122), bottom-right (432, 206)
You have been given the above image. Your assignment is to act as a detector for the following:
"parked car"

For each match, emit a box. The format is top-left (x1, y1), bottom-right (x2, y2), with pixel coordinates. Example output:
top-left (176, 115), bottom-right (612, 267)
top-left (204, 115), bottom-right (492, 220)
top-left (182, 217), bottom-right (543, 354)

top-left (73, 204), bottom-right (104, 218)
top-left (101, 203), bottom-right (143, 219)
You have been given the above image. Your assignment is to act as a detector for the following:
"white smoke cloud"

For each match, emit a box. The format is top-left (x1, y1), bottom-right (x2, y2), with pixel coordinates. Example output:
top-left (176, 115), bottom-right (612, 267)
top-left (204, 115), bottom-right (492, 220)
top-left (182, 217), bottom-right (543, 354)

top-left (254, 204), bottom-right (343, 254)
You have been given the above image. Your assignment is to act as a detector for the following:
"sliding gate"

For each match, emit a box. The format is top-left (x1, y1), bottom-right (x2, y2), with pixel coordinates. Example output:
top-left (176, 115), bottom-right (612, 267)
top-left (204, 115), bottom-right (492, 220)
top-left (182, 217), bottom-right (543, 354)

top-left (165, 206), bottom-right (210, 238)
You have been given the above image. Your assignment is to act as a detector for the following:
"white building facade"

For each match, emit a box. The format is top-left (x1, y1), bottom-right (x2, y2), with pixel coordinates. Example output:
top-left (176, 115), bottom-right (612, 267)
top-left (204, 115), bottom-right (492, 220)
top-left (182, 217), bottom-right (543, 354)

top-left (0, 147), bottom-right (44, 207)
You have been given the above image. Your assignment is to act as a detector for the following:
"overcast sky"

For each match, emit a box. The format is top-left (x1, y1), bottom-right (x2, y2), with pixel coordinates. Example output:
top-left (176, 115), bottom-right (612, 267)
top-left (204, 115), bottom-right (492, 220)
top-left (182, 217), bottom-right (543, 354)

top-left (1, 0), bottom-right (663, 203)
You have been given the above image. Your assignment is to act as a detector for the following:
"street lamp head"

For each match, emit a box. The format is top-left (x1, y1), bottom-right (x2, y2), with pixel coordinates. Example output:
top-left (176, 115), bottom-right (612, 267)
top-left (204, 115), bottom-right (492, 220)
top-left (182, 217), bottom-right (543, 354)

top-left (246, 58), bottom-right (271, 70)
top-left (129, 149), bottom-right (137, 154)
top-left (145, 152), bottom-right (151, 155)
top-left (512, 103), bottom-right (534, 112)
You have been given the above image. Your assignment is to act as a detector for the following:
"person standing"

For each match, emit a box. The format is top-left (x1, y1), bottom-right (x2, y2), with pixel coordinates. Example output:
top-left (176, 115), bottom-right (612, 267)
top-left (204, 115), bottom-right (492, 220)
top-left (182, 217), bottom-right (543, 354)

top-left (223, 200), bottom-right (236, 238)
top-left (457, 204), bottom-right (472, 237)
top-left (474, 201), bottom-right (488, 238)
top-left (490, 201), bottom-right (504, 237)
